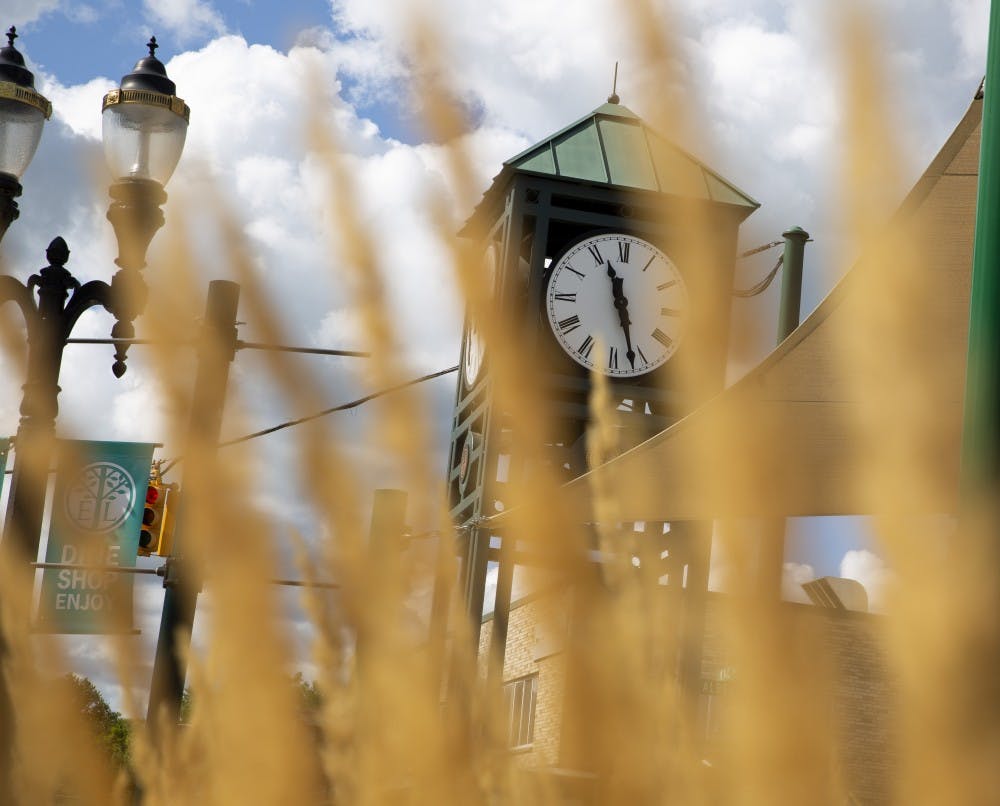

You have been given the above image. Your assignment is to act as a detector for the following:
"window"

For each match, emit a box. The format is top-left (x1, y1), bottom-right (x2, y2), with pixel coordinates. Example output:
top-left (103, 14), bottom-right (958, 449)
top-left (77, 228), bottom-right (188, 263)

top-left (503, 674), bottom-right (538, 749)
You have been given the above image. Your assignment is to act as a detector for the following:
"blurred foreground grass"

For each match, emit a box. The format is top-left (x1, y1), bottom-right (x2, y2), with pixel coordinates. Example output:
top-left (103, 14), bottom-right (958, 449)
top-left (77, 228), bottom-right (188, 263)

top-left (1, 3), bottom-right (998, 805)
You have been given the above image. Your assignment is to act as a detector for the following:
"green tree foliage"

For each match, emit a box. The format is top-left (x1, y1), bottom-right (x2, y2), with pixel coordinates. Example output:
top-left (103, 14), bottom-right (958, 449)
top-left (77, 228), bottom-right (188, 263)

top-left (63, 674), bottom-right (132, 766)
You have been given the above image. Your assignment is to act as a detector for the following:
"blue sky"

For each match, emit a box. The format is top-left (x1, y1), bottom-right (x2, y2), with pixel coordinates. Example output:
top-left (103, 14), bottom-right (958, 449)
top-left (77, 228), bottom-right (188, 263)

top-left (2, 0), bottom-right (988, 705)
top-left (19, 1), bottom-right (331, 71)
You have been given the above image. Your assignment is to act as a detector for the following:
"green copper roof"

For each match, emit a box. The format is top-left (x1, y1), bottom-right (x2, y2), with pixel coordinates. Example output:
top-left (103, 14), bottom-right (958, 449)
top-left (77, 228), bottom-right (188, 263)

top-left (464, 101), bottom-right (758, 234)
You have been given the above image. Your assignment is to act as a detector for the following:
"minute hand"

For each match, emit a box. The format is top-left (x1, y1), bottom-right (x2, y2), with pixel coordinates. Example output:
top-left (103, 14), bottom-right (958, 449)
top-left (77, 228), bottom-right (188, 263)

top-left (607, 262), bottom-right (636, 369)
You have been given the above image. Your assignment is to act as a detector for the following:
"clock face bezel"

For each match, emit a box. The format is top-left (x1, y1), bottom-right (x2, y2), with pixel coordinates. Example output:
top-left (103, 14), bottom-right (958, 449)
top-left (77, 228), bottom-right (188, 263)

top-left (462, 243), bottom-right (498, 387)
top-left (545, 231), bottom-right (688, 379)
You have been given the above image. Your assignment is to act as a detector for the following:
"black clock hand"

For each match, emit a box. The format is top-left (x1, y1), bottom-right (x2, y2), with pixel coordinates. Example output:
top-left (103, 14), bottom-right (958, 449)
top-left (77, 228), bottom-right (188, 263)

top-left (607, 262), bottom-right (636, 369)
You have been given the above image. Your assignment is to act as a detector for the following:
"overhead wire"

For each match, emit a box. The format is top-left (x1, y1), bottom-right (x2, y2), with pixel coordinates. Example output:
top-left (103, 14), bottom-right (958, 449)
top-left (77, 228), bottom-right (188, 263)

top-left (158, 364), bottom-right (458, 474)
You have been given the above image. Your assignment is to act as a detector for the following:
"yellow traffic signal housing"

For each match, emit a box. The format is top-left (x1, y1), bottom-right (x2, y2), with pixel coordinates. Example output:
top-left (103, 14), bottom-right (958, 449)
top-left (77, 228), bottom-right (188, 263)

top-left (155, 483), bottom-right (179, 557)
top-left (139, 479), bottom-right (165, 557)
top-left (138, 479), bottom-right (179, 557)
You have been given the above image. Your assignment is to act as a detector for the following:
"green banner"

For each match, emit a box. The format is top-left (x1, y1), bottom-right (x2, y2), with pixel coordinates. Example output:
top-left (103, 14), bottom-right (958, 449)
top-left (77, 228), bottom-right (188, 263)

top-left (35, 440), bottom-right (156, 634)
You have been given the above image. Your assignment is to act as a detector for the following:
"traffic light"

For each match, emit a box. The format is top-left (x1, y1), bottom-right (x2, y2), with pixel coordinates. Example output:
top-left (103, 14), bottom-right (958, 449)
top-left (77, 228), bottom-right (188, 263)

top-left (139, 478), bottom-right (165, 557)
top-left (138, 478), bottom-right (180, 557)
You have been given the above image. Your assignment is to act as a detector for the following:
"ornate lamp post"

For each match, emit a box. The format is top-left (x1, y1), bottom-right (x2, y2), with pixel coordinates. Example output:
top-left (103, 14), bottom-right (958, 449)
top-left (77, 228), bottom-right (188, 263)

top-left (0, 28), bottom-right (189, 587)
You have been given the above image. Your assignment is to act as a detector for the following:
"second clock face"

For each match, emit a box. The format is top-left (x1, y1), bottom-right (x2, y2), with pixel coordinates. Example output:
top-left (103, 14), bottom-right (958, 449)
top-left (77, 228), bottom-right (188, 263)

top-left (545, 233), bottom-right (687, 378)
top-left (462, 244), bottom-right (498, 387)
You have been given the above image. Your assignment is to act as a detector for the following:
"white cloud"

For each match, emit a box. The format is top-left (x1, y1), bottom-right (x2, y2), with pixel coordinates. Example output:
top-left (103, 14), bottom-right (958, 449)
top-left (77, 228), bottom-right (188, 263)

top-left (839, 549), bottom-right (892, 612)
top-left (38, 75), bottom-right (113, 141)
top-left (143, 0), bottom-right (227, 43)
top-left (4, 0), bottom-right (61, 27)
top-left (950, 0), bottom-right (989, 79)
top-left (65, 4), bottom-right (99, 24)
top-left (331, 0), bottom-right (623, 135)
top-left (316, 308), bottom-right (365, 349)
top-left (782, 561), bottom-right (816, 604)
top-left (110, 376), bottom-right (169, 444)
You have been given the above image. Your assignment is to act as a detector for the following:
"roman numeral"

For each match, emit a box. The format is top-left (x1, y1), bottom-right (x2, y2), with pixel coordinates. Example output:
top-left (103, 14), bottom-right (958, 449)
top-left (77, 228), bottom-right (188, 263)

top-left (652, 328), bottom-right (672, 348)
top-left (642, 255), bottom-right (656, 272)
top-left (559, 314), bottom-right (581, 334)
top-left (578, 334), bottom-right (594, 358)
top-left (661, 307), bottom-right (680, 316)
top-left (636, 345), bottom-right (648, 365)
top-left (565, 266), bottom-right (585, 278)
top-left (657, 280), bottom-right (677, 291)
top-left (554, 292), bottom-right (577, 302)
top-left (587, 244), bottom-right (603, 264)
top-left (609, 346), bottom-right (619, 370)
top-left (618, 241), bottom-right (630, 262)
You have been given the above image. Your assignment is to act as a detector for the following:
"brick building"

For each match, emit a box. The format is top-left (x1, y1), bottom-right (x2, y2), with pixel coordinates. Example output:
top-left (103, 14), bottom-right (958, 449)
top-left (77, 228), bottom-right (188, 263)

top-left (480, 590), bottom-right (894, 804)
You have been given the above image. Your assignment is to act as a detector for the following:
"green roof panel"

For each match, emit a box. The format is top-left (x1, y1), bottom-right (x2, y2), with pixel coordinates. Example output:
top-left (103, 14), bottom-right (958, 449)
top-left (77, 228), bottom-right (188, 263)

top-left (704, 172), bottom-right (754, 206)
top-left (515, 144), bottom-right (556, 174)
top-left (552, 120), bottom-right (608, 183)
top-left (599, 118), bottom-right (657, 190)
top-left (649, 141), bottom-right (711, 200)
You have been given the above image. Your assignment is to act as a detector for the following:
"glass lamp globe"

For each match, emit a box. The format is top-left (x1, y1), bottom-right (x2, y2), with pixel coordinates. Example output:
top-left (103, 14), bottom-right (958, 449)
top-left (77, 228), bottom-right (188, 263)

top-left (102, 37), bottom-right (189, 187)
top-left (0, 27), bottom-right (52, 179)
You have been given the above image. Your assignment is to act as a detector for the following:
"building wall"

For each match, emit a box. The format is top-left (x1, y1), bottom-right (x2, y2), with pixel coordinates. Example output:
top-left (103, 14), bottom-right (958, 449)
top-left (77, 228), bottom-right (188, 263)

top-left (480, 592), bottom-right (568, 767)
top-left (480, 589), bottom-right (894, 804)
top-left (824, 606), bottom-right (895, 806)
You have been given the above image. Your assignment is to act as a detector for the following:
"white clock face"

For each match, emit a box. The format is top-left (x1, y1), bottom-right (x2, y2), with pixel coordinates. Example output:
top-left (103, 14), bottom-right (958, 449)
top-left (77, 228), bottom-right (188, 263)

top-left (463, 321), bottom-right (484, 386)
top-left (462, 244), bottom-right (498, 386)
top-left (545, 233), bottom-right (687, 378)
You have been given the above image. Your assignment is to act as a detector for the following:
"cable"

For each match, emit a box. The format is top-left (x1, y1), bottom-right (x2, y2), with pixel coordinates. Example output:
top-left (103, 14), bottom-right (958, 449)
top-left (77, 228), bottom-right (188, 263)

top-left (236, 341), bottom-right (369, 358)
top-left (159, 365), bottom-right (458, 473)
top-left (732, 254), bottom-right (784, 298)
top-left (738, 239), bottom-right (784, 259)
top-left (65, 337), bottom-right (369, 358)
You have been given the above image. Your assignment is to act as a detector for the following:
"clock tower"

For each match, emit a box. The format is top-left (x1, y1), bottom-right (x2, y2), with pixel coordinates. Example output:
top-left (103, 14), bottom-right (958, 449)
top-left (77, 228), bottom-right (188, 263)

top-left (446, 98), bottom-right (758, 634)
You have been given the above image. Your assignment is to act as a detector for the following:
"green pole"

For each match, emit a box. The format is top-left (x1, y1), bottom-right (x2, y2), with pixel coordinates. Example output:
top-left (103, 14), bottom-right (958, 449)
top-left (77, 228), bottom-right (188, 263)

top-left (961, 3), bottom-right (1000, 498)
top-left (758, 226), bottom-right (810, 602)
top-left (777, 226), bottom-right (810, 342)
top-left (357, 489), bottom-right (407, 673)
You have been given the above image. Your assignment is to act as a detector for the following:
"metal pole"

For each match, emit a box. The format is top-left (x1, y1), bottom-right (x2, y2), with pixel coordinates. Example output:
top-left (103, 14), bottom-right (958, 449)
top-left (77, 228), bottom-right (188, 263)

top-left (487, 532), bottom-right (514, 684)
top-left (368, 489), bottom-right (408, 558)
top-left (757, 227), bottom-right (811, 600)
top-left (0, 240), bottom-right (94, 805)
top-left (962, 5), bottom-right (1000, 498)
top-left (357, 489), bottom-right (407, 671)
top-left (465, 526), bottom-right (490, 647)
top-left (146, 280), bottom-right (239, 730)
top-left (776, 226), bottom-right (809, 342)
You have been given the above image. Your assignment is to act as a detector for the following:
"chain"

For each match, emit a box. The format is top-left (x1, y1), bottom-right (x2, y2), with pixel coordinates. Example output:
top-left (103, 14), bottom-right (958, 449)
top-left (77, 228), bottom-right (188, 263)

top-left (732, 254), bottom-right (784, 298)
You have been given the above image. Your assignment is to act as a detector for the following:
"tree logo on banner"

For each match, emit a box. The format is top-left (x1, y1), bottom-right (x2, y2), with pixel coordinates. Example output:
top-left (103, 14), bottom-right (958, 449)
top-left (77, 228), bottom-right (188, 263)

top-left (64, 462), bottom-right (137, 533)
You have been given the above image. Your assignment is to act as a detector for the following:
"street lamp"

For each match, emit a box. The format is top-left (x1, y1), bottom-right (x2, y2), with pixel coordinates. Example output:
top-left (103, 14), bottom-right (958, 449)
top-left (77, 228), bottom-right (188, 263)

top-left (0, 26), bottom-right (51, 243)
top-left (0, 34), bottom-right (189, 790)
top-left (0, 28), bottom-right (189, 589)
top-left (102, 35), bottom-right (189, 280)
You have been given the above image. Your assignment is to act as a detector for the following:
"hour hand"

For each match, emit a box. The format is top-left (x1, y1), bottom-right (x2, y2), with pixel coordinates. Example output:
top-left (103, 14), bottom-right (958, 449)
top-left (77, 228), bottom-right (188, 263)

top-left (607, 262), bottom-right (636, 368)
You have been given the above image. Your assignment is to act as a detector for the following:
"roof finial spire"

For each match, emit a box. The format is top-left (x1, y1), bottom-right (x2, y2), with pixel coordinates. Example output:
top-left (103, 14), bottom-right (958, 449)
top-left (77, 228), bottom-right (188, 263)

top-left (608, 61), bottom-right (620, 105)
